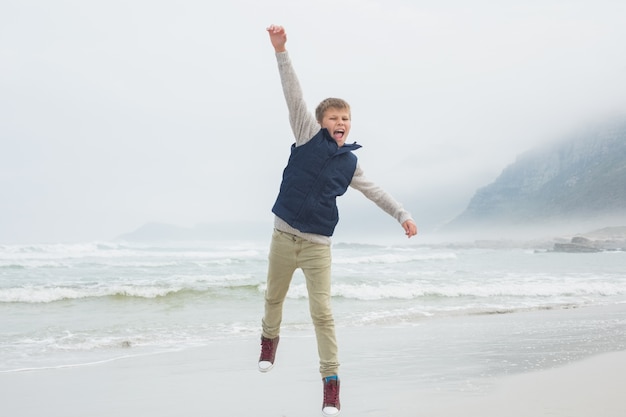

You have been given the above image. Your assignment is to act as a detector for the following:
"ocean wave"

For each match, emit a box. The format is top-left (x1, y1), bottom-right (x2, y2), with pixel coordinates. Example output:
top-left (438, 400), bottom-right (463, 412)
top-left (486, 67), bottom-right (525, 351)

top-left (0, 264), bottom-right (26, 270)
top-left (342, 302), bottom-right (601, 327)
top-left (279, 280), bottom-right (626, 301)
top-left (0, 241), bottom-right (264, 263)
top-left (0, 242), bottom-right (126, 258)
top-left (333, 252), bottom-right (457, 265)
top-left (0, 277), bottom-right (261, 304)
top-left (5, 272), bottom-right (624, 304)
top-left (0, 286), bottom-right (183, 303)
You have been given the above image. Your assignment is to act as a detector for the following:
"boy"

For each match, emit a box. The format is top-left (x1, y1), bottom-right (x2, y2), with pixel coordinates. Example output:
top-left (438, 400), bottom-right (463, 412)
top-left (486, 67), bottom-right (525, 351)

top-left (259, 24), bottom-right (418, 417)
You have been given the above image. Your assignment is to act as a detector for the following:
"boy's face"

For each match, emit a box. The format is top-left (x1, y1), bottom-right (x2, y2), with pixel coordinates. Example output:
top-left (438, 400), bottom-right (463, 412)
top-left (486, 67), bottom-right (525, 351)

top-left (321, 107), bottom-right (351, 147)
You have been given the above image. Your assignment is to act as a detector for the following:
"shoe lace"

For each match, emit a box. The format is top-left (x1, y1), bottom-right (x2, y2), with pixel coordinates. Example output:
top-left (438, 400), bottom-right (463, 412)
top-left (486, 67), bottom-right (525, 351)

top-left (323, 380), bottom-right (339, 406)
top-left (260, 338), bottom-right (274, 361)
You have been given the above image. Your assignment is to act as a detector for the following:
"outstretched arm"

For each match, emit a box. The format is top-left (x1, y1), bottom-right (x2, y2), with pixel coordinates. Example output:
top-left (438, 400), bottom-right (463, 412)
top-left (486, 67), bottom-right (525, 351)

top-left (350, 165), bottom-right (418, 239)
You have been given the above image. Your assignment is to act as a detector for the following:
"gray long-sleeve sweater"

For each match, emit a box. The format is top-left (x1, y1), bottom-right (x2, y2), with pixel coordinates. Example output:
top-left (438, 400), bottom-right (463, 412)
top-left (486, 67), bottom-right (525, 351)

top-left (273, 51), bottom-right (414, 245)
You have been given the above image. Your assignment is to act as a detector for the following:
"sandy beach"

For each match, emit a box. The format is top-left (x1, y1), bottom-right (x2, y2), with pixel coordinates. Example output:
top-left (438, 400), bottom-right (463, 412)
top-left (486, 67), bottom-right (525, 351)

top-left (419, 350), bottom-right (626, 417)
top-left (2, 304), bottom-right (625, 417)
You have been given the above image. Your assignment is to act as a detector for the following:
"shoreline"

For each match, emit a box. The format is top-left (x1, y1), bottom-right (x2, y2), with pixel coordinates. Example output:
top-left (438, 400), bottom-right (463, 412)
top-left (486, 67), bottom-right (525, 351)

top-left (1, 303), bottom-right (625, 416)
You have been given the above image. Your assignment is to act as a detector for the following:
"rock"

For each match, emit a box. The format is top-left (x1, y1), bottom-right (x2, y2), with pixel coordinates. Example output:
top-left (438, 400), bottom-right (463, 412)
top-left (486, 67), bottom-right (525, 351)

top-left (552, 243), bottom-right (601, 253)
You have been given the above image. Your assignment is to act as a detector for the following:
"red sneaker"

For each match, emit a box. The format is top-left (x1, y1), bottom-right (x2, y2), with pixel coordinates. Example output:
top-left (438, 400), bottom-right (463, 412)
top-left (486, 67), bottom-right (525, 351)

top-left (258, 335), bottom-right (279, 372)
top-left (322, 376), bottom-right (341, 416)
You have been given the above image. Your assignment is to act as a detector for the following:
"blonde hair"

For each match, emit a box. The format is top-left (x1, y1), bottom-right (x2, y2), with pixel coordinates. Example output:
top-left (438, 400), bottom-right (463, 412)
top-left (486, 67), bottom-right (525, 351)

top-left (315, 98), bottom-right (351, 123)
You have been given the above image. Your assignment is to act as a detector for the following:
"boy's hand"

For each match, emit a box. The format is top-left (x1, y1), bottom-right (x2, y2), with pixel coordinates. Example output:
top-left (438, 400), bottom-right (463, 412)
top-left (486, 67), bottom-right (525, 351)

top-left (402, 220), bottom-right (418, 238)
top-left (267, 24), bottom-right (287, 53)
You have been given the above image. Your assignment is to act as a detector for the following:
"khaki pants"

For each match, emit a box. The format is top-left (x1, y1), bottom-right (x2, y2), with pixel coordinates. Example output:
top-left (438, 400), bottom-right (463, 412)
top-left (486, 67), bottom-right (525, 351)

top-left (262, 229), bottom-right (339, 377)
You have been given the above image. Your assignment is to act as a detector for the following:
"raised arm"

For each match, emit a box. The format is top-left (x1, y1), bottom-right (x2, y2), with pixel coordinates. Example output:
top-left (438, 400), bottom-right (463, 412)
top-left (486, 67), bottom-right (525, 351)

top-left (266, 24), bottom-right (319, 145)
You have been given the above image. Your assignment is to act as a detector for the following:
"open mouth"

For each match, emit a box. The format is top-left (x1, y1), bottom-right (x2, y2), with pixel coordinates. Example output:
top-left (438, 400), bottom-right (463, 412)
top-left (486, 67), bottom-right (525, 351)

top-left (333, 130), bottom-right (345, 140)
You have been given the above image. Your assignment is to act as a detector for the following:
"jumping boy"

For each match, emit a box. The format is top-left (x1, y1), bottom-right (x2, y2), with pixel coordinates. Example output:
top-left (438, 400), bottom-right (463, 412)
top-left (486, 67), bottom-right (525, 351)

top-left (259, 24), bottom-right (418, 417)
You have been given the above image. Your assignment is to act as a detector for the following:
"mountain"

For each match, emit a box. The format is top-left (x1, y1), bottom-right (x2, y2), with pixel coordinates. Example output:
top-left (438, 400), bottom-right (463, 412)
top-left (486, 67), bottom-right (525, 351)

top-left (116, 221), bottom-right (269, 242)
top-left (446, 120), bottom-right (626, 235)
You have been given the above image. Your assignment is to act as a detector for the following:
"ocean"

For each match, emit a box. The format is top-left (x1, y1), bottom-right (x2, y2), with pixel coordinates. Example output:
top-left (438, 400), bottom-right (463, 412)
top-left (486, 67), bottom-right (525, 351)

top-left (2, 239), bottom-right (625, 385)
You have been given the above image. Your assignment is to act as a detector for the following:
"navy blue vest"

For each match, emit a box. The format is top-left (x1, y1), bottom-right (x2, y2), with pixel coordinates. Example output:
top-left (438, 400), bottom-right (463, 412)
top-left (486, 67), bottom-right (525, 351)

top-left (272, 128), bottom-right (361, 236)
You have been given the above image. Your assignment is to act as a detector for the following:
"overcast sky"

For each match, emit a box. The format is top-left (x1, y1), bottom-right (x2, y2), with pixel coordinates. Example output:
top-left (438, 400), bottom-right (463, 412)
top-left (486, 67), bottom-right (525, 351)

top-left (2, 0), bottom-right (626, 243)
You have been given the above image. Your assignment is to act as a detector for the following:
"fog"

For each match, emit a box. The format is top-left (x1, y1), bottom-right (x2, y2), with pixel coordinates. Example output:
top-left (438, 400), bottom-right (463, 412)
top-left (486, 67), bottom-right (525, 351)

top-left (2, 0), bottom-right (626, 243)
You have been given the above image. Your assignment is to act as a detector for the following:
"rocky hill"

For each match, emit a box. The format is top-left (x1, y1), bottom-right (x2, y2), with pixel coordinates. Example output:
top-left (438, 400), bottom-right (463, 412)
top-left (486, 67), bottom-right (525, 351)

top-left (115, 221), bottom-right (269, 242)
top-left (447, 120), bottom-right (626, 234)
